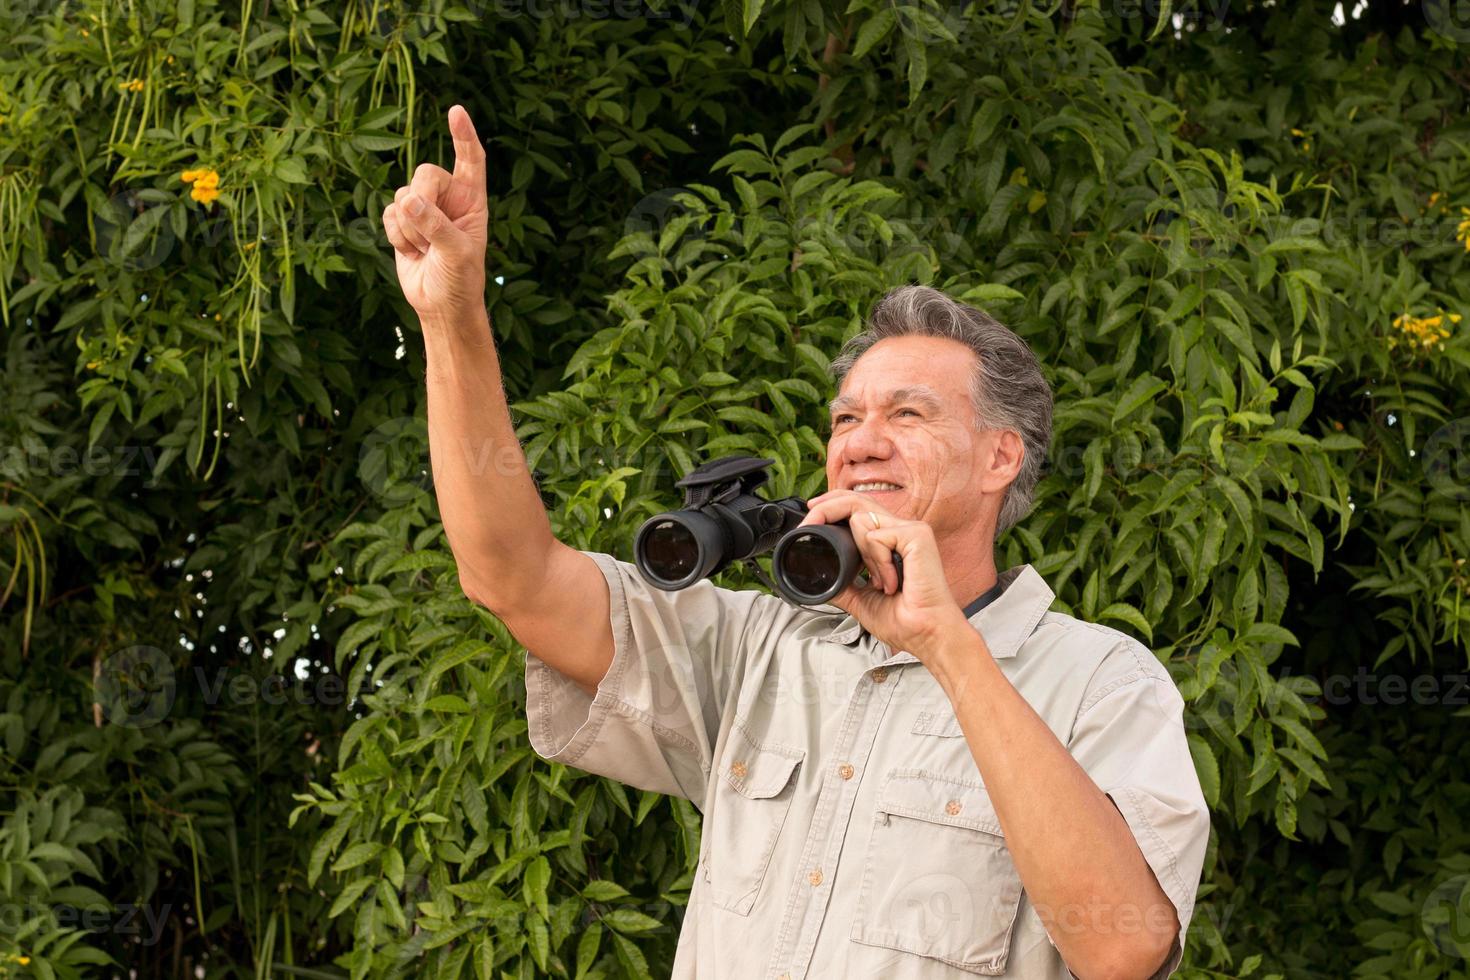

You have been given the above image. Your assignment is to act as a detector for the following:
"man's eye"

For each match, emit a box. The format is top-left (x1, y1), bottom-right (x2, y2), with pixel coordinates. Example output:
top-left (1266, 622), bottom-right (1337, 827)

top-left (897, 409), bottom-right (920, 417)
top-left (834, 414), bottom-right (856, 424)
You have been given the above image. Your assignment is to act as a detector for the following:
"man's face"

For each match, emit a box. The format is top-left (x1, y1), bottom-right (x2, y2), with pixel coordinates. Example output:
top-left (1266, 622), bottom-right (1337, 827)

top-left (824, 335), bottom-right (994, 538)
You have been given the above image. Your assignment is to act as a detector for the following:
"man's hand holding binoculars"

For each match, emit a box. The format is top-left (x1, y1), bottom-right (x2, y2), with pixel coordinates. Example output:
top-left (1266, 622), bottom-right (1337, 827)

top-left (799, 492), bottom-right (969, 664)
top-left (382, 105), bottom-right (489, 326)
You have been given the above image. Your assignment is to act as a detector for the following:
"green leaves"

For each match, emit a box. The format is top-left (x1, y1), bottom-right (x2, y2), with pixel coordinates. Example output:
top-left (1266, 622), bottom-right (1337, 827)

top-left (1111, 375), bottom-right (1168, 427)
top-left (1098, 602), bottom-right (1152, 644)
top-left (1187, 734), bottom-right (1221, 808)
top-left (852, 8), bottom-right (897, 59)
top-left (3, 0), bottom-right (1467, 977)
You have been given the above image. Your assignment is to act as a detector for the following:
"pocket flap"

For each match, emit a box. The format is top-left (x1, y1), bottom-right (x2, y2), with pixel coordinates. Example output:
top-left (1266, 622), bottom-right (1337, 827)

top-left (723, 729), bottom-right (804, 799)
top-left (876, 770), bottom-right (1005, 836)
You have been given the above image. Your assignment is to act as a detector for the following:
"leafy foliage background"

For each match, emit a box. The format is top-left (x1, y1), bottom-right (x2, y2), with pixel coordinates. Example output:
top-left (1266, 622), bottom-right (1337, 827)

top-left (1, 0), bottom-right (1468, 977)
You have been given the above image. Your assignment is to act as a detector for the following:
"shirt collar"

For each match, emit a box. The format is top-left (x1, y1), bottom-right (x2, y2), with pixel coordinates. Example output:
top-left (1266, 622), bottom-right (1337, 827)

top-left (823, 564), bottom-right (1056, 660)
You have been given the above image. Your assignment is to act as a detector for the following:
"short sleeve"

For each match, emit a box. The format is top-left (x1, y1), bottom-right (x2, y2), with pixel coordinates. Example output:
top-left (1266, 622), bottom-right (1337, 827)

top-left (523, 550), bottom-right (770, 806)
top-left (1053, 645), bottom-right (1212, 978)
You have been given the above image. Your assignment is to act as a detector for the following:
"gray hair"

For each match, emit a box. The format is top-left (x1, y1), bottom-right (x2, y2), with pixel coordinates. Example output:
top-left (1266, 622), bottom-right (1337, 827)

top-left (827, 285), bottom-right (1054, 535)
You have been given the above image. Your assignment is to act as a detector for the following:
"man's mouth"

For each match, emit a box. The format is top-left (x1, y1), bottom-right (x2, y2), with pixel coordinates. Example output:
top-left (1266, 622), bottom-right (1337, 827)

top-left (851, 482), bottom-right (904, 493)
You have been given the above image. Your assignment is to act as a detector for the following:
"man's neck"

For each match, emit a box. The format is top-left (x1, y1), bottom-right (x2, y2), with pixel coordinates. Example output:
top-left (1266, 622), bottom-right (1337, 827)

top-left (937, 527), bottom-right (1000, 611)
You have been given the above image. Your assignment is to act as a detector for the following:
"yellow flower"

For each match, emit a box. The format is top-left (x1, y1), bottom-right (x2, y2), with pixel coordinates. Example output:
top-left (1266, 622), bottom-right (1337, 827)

top-left (1391, 309), bottom-right (1460, 353)
top-left (118, 78), bottom-right (145, 92)
top-left (1290, 128), bottom-right (1305, 137)
top-left (1457, 208), bottom-right (1470, 253)
top-left (180, 167), bottom-right (221, 206)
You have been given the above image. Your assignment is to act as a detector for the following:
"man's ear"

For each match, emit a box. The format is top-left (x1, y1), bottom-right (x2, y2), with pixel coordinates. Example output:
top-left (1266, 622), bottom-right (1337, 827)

top-left (978, 429), bottom-right (1025, 492)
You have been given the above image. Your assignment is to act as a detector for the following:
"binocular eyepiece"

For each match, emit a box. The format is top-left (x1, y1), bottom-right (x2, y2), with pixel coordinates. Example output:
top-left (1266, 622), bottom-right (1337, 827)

top-left (633, 455), bottom-right (902, 605)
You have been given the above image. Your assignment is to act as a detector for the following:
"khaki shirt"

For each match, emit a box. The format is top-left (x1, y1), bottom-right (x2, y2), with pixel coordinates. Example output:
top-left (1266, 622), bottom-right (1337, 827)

top-left (524, 551), bottom-right (1210, 979)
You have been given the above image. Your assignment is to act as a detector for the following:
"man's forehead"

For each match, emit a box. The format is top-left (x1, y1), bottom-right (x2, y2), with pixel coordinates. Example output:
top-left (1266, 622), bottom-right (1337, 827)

top-left (831, 338), bottom-right (976, 409)
top-left (828, 383), bottom-right (948, 413)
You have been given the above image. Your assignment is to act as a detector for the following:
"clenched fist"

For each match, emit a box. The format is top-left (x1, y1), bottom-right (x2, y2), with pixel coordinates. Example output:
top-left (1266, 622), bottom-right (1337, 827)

top-left (382, 104), bottom-right (489, 320)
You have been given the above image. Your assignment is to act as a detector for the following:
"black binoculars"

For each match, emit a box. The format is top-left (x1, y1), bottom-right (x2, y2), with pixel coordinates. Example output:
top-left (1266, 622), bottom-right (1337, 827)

top-left (633, 455), bottom-right (902, 605)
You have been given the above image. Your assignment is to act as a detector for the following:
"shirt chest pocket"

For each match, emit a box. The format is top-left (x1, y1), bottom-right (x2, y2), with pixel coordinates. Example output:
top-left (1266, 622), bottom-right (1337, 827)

top-left (850, 769), bottom-right (1024, 975)
top-left (701, 724), bottom-right (804, 916)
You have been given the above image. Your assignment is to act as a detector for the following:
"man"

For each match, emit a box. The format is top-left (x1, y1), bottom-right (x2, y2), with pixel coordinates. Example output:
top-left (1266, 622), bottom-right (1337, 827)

top-left (384, 105), bottom-right (1210, 979)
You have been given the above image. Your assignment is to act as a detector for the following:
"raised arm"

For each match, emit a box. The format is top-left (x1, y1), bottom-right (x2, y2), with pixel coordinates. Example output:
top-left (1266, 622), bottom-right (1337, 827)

top-left (382, 105), bottom-right (612, 697)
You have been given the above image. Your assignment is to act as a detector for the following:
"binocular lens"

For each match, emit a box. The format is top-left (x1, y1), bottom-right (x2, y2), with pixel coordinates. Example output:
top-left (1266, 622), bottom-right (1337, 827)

top-left (641, 520), bottom-right (698, 582)
top-left (634, 510), bottom-right (726, 588)
top-left (778, 532), bottom-right (839, 598)
top-left (771, 522), bottom-right (861, 605)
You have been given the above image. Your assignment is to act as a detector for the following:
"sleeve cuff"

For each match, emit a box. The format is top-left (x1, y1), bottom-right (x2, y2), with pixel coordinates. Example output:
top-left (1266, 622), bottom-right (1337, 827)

top-left (1042, 912), bottom-right (1183, 979)
top-left (523, 552), bottom-right (631, 767)
top-left (1040, 789), bottom-right (1198, 978)
top-left (519, 551), bottom-right (713, 802)
top-left (1107, 786), bottom-right (1199, 937)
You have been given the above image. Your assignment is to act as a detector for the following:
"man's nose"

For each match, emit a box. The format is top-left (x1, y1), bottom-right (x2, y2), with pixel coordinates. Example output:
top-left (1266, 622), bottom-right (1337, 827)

top-left (842, 416), bottom-right (895, 462)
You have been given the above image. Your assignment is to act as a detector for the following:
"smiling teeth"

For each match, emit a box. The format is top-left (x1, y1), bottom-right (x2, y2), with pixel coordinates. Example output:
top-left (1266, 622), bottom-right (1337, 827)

top-left (853, 482), bottom-right (902, 491)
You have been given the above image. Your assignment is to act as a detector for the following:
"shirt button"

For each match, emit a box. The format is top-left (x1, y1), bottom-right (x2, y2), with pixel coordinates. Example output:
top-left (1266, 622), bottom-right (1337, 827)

top-left (808, 868), bottom-right (823, 886)
top-left (871, 667), bottom-right (888, 683)
top-left (838, 763), bottom-right (854, 780)
top-left (730, 761), bottom-right (747, 779)
top-left (945, 799), bottom-right (962, 815)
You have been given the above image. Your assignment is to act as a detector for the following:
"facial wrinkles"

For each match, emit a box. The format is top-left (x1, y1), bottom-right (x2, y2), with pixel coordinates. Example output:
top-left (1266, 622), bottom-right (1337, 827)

top-left (827, 337), bottom-right (989, 538)
top-left (827, 336), bottom-right (983, 518)
top-left (827, 391), bottom-right (952, 523)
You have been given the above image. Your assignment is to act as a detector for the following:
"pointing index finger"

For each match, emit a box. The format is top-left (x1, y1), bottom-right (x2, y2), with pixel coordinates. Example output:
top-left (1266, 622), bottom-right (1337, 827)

top-left (448, 104), bottom-right (485, 186)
